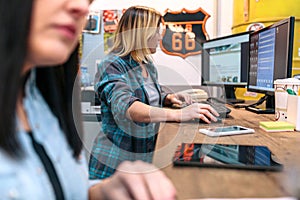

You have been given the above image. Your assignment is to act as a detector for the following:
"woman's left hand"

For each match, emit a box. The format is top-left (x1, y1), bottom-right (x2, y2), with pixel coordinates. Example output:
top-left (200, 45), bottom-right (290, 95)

top-left (165, 93), bottom-right (192, 106)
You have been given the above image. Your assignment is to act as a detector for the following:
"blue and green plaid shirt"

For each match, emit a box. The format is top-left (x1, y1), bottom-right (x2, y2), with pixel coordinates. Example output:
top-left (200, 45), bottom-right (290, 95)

top-left (89, 54), bottom-right (168, 179)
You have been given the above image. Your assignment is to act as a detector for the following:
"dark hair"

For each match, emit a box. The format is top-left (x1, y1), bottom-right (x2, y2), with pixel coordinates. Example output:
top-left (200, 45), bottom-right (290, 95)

top-left (0, 0), bottom-right (83, 158)
top-left (36, 47), bottom-right (83, 159)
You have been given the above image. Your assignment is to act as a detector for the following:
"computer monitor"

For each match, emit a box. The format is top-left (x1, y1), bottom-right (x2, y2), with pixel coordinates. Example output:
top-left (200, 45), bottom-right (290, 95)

top-left (201, 31), bottom-right (251, 104)
top-left (246, 16), bottom-right (295, 114)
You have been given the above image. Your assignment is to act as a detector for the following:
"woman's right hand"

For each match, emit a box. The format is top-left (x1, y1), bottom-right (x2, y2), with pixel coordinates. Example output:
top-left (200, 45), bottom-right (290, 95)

top-left (177, 103), bottom-right (219, 123)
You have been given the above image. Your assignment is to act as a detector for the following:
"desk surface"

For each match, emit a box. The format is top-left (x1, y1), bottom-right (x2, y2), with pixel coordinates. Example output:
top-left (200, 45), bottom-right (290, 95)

top-left (153, 107), bottom-right (300, 199)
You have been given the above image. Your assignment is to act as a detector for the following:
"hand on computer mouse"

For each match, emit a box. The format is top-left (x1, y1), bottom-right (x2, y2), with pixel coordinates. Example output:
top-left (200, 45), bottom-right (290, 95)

top-left (197, 116), bottom-right (223, 124)
top-left (179, 103), bottom-right (219, 123)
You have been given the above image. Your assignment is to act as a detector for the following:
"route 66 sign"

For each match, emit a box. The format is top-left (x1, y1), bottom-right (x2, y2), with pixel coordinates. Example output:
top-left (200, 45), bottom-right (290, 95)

top-left (160, 8), bottom-right (210, 58)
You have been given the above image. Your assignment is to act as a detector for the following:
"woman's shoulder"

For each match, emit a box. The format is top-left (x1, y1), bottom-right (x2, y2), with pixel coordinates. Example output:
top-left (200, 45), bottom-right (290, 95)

top-left (99, 54), bottom-right (124, 69)
top-left (100, 54), bottom-right (139, 72)
top-left (102, 53), bottom-right (123, 64)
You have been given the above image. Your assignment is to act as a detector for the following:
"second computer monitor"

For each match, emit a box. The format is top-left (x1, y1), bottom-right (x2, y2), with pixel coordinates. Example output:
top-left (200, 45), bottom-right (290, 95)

top-left (246, 16), bottom-right (294, 114)
top-left (201, 31), bottom-right (251, 103)
top-left (248, 17), bottom-right (294, 94)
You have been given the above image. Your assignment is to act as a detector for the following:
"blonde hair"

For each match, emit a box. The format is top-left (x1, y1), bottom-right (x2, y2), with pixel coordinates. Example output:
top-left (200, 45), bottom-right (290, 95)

top-left (110, 6), bottom-right (162, 63)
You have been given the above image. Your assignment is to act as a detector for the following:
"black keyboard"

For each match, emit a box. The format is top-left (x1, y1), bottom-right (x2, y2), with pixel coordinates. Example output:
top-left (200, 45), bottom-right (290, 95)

top-left (199, 98), bottom-right (231, 118)
top-left (171, 98), bottom-right (231, 119)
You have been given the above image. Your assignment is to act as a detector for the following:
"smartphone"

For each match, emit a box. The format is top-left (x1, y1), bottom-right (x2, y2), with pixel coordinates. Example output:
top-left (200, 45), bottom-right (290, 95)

top-left (173, 143), bottom-right (283, 171)
top-left (199, 125), bottom-right (254, 137)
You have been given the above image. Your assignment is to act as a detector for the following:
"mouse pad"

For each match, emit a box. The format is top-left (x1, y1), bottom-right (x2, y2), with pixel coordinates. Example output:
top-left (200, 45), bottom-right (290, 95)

top-left (173, 143), bottom-right (283, 171)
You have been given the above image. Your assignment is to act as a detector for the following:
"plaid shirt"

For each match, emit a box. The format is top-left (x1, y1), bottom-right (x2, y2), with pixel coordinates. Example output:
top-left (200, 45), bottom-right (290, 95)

top-left (89, 54), bottom-right (168, 179)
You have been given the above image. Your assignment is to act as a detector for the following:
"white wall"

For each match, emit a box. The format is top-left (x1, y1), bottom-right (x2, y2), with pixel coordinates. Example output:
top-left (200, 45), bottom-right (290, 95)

top-left (217, 0), bottom-right (234, 37)
top-left (89, 0), bottom-right (234, 86)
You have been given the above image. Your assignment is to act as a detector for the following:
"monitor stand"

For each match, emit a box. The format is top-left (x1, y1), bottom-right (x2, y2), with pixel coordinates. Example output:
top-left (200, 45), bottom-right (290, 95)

top-left (224, 85), bottom-right (245, 104)
top-left (245, 94), bottom-right (275, 114)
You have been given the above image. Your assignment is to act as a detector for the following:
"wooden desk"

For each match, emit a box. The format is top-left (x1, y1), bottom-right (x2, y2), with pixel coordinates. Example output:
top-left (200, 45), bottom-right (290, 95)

top-left (153, 107), bottom-right (300, 199)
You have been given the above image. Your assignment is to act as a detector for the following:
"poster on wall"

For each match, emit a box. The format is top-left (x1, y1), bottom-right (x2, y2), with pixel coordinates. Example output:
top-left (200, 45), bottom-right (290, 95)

top-left (103, 10), bottom-right (123, 54)
top-left (160, 7), bottom-right (210, 58)
top-left (83, 11), bottom-right (101, 34)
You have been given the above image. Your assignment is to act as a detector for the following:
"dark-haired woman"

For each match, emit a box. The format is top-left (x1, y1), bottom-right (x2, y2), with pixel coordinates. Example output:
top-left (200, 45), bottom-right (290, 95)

top-left (0, 0), bottom-right (176, 199)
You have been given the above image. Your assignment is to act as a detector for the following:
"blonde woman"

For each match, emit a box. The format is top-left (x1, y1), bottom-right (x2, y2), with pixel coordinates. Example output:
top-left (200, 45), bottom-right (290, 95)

top-left (90, 6), bottom-right (219, 179)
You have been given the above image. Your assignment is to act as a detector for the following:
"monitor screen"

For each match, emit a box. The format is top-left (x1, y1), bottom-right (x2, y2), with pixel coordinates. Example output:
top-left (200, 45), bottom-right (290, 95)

top-left (201, 32), bottom-right (251, 103)
top-left (248, 17), bottom-right (294, 94)
top-left (246, 17), bottom-right (295, 114)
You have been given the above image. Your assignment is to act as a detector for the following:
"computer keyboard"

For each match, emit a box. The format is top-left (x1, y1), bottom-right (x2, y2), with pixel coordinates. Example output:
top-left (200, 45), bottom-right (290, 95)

top-left (171, 98), bottom-right (231, 119)
top-left (199, 98), bottom-right (231, 118)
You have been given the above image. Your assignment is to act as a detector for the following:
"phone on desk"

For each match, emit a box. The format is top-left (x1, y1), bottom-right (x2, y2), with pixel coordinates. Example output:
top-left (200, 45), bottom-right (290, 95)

top-left (178, 89), bottom-right (208, 101)
top-left (199, 125), bottom-right (254, 137)
top-left (173, 89), bottom-right (208, 107)
top-left (172, 88), bottom-right (207, 109)
top-left (173, 143), bottom-right (283, 171)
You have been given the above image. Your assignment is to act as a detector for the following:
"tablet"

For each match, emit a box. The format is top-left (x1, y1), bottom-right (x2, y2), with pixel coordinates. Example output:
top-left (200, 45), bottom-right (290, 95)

top-left (173, 143), bottom-right (283, 171)
top-left (199, 125), bottom-right (254, 137)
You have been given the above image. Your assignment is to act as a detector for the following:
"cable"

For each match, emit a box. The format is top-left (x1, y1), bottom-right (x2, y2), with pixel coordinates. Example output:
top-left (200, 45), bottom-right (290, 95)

top-left (232, 95), bottom-right (268, 109)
